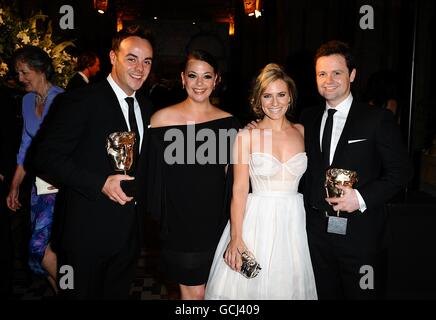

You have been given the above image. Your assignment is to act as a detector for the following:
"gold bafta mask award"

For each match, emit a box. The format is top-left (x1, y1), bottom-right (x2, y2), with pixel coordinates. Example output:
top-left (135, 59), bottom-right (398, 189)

top-left (325, 168), bottom-right (358, 199)
top-left (106, 132), bottom-right (136, 175)
top-left (324, 168), bottom-right (358, 235)
top-left (106, 132), bottom-right (137, 197)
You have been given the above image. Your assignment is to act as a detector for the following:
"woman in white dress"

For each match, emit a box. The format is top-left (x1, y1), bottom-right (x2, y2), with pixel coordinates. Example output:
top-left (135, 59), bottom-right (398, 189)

top-left (205, 63), bottom-right (317, 300)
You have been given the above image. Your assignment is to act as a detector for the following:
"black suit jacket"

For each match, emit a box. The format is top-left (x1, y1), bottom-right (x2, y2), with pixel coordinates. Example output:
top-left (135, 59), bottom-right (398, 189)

top-left (300, 101), bottom-right (412, 251)
top-left (66, 73), bottom-right (88, 91)
top-left (32, 80), bottom-right (152, 255)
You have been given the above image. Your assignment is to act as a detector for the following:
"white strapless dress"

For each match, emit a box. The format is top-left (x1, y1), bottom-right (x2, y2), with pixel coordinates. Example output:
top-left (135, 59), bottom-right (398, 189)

top-left (205, 152), bottom-right (317, 300)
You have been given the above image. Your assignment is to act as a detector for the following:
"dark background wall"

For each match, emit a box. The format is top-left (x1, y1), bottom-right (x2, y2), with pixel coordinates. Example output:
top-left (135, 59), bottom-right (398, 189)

top-left (7, 0), bottom-right (435, 153)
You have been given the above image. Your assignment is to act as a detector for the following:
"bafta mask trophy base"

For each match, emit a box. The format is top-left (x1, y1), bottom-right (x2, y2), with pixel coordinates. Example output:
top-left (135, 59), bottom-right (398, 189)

top-left (324, 168), bottom-right (358, 235)
top-left (106, 132), bottom-right (137, 197)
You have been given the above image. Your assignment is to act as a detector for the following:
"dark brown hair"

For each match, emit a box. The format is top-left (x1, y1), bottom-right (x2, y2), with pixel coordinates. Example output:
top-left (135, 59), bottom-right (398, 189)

top-left (315, 40), bottom-right (355, 73)
top-left (111, 25), bottom-right (154, 52)
top-left (76, 51), bottom-right (99, 71)
top-left (183, 49), bottom-right (219, 75)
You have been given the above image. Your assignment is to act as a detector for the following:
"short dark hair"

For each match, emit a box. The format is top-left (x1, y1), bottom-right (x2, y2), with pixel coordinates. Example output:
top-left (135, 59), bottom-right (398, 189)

top-left (315, 40), bottom-right (356, 73)
top-left (183, 49), bottom-right (219, 75)
top-left (250, 63), bottom-right (297, 118)
top-left (111, 25), bottom-right (154, 52)
top-left (76, 51), bottom-right (99, 71)
top-left (13, 45), bottom-right (54, 80)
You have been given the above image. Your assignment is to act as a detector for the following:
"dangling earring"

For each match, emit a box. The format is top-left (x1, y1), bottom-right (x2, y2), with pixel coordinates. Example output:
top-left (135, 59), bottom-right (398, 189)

top-left (182, 82), bottom-right (185, 89)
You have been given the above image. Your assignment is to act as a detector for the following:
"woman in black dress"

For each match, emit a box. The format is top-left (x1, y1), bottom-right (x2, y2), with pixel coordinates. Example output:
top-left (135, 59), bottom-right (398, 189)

top-left (148, 50), bottom-right (240, 299)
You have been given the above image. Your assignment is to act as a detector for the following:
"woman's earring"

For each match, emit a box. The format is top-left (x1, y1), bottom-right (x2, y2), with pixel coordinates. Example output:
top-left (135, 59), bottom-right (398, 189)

top-left (182, 82), bottom-right (185, 89)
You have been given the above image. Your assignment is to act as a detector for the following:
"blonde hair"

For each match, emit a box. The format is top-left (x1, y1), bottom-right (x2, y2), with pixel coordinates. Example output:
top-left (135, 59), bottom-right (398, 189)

top-left (249, 63), bottom-right (297, 118)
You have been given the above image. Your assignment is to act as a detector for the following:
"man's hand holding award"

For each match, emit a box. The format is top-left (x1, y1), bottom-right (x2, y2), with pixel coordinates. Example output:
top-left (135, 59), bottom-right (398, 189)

top-left (324, 168), bottom-right (358, 235)
top-left (102, 132), bottom-right (137, 205)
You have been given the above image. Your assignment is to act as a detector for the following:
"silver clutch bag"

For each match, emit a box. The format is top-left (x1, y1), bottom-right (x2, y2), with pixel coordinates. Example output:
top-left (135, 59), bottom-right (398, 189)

top-left (239, 250), bottom-right (261, 279)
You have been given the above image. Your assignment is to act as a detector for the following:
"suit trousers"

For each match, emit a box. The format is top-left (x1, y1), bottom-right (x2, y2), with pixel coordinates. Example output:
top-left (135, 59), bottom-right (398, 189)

top-left (305, 206), bottom-right (385, 300)
top-left (59, 219), bottom-right (140, 300)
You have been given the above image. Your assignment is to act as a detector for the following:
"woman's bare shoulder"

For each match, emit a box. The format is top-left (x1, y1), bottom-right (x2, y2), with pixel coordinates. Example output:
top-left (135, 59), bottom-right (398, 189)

top-left (292, 123), bottom-right (305, 137)
top-left (150, 104), bottom-right (182, 128)
top-left (237, 127), bottom-right (251, 138)
top-left (212, 106), bottom-right (233, 119)
top-left (234, 128), bottom-right (253, 149)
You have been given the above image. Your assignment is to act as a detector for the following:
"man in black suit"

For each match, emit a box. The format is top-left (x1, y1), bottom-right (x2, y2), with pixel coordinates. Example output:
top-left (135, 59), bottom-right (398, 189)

top-left (32, 26), bottom-right (153, 299)
top-left (66, 51), bottom-right (100, 91)
top-left (300, 40), bottom-right (411, 299)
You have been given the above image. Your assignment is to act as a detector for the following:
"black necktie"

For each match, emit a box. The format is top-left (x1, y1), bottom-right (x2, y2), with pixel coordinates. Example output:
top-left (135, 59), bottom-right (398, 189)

top-left (321, 109), bottom-right (337, 167)
top-left (125, 97), bottom-right (140, 169)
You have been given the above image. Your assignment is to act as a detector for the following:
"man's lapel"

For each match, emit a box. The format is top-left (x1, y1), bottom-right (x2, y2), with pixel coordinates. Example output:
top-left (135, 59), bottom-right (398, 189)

top-left (309, 107), bottom-right (324, 164)
top-left (103, 80), bottom-right (129, 132)
top-left (331, 101), bottom-right (360, 166)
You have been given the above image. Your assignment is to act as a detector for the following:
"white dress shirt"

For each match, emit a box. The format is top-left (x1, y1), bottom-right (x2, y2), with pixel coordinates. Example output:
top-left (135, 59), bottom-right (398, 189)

top-left (107, 74), bottom-right (144, 152)
top-left (319, 93), bottom-right (367, 212)
top-left (78, 71), bottom-right (89, 84)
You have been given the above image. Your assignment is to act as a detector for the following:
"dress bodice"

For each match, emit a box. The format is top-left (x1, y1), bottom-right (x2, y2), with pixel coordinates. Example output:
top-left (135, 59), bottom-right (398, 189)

top-left (249, 152), bottom-right (307, 194)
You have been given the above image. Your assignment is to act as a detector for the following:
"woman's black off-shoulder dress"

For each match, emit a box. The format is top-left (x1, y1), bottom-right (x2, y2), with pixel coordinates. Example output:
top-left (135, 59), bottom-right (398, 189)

top-left (147, 116), bottom-right (240, 285)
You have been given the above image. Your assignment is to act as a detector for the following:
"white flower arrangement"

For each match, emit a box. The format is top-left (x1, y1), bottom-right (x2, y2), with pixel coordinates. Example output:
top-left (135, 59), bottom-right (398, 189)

top-left (0, 6), bottom-right (77, 88)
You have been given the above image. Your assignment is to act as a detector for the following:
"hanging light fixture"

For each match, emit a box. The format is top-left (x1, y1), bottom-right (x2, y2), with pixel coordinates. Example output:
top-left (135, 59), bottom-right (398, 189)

top-left (217, 14), bottom-right (236, 36)
top-left (243, 0), bottom-right (256, 16)
top-left (116, 11), bottom-right (123, 31)
top-left (94, 0), bottom-right (108, 14)
top-left (243, 0), bottom-right (262, 18)
top-left (229, 16), bottom-right (235, 36)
